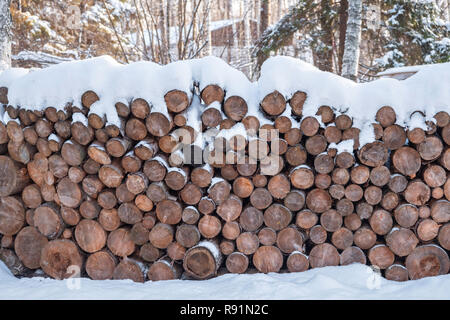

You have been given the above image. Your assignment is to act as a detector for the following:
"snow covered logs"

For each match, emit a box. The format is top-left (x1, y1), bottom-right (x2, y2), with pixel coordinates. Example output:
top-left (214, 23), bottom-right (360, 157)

top-left (0, 86), bottom-right (449, 282)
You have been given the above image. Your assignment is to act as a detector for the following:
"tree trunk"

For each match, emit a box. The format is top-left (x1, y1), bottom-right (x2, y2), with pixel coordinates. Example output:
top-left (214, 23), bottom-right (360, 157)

top-left (0, 0), bottom-right (11, 71)
top-left (341, 0), bottom-right (362, 80)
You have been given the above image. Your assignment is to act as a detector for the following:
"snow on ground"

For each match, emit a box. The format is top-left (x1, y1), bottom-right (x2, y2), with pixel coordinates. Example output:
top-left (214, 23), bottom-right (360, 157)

top-left (1, 261), bottom-right (449, 300)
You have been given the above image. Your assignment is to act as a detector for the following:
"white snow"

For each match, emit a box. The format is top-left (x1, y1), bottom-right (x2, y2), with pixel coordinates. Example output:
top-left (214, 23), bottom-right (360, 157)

top-left (328, 139), bottom-right (354, 154)
top-left (1, 261), bottom-right (449, 300)
top-left (0, 55), bottom-right (448, 148)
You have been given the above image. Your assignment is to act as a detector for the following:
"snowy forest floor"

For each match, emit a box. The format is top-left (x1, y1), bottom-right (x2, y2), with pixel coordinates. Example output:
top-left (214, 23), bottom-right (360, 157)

top-left (1, 261), bottom-right (449, 300)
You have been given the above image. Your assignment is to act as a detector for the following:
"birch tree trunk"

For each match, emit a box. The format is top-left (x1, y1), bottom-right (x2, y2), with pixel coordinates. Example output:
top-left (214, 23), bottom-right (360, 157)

top-left (0, 0), bottom-right (11, 71)
top-left (206, 0), bottom-right (212, 56)
top-left (341, 0), bottom-right (362, 81)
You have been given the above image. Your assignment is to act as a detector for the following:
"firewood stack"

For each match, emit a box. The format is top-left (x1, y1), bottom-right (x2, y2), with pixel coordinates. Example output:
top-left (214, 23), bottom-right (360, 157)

top-left (0, 84), bottom-right (448, 283)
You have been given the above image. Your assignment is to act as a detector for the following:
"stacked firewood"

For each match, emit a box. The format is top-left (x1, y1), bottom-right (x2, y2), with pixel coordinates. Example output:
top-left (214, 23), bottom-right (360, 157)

top-left (0, 84), bottom-right (448, 283)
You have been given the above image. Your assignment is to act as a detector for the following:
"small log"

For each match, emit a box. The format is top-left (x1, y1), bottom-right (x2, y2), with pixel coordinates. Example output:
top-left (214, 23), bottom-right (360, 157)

top-left (354, 227), bottom-right (377, 250)
top-left (285, 145), bottom-right (307, 166)
top-left (56, 177), bottom-right (82, 208)
top-left (126, 118), bottom-right (148, 141)
top-left (340, 246), bottom-right (366, 266)
top-left (305, 135), bottom-right (327, 155)
top-left (261, 91), bottom-right (286, 116)
top-left (176, 224), bottom-right (200, 248)
top-left (68, 166), bottom-right (85, 184)
top-left (239, 206), bottom-right (264, 232)
top-left (324, 126), bottom-right (342, 144)
top-left (286, 252), bottom-right (309, 273)
top-left (258, 227), bottom-right (277, 246)
top-left (191, 165), bottom-right (213, 188)
top-left (107, 228), bottom-right (135, 257)
top-left (198, 215), bottom-right (222, 238)
top-left (386, 228), bottom-right (419, 257)
top-left (253, 245), bottom-right (283, 273)
top-left (236, 232), bottom-right (260, 255)
top-left (284, 190), bottom-right (306, 212)
top-left (198, 197), bottom-right (216, 215)
top-left (183, 241), bottom-right (222, 279)
top-left (364, 186), bottom-right (382, 205)
top-left (223, 96), bottom-right (248, 121)
top-left (180, 183), bottom-right (202, 205)
top-left (329, 184), bottom-right (345, 200)
top-left (21, 184), bottom-right (42, 209)
top-left (370, 166), bottom-right (390, 187)
top-left (98, 208), bottom-right (121, 232)
top-left (268, 174), bottom-right (291, 199)
top-left (182, 206), bottom-right (200, 225)
top-left (424, 165), bottom-right (446, 188)
top-left (309, 243), bottom-right (340, 268)
top-left (418, 136), bottom-right (443, 161)
top-left (201, 84), bottom-right (224, 105)
top-left (134, 194), bottom-right (153, 212)
top-left (370, 209), bottom-right (393, 235)
top-left (165, 168), bottom-right (188, 191)
top-left (82, 175), bottom-right (104, 198)
top-left (358, 141), bottom-right (388, 167)
top-left (14, 226), bottom-right (48, 269)
top-left (75, 219), bottom-right (107, 253)
top-left (431, 200), bottom-right (450, 223)
top-left (40, 239), bottom-right (83, 279)
top-left (416, 218), bottom-right (439, 241)
top-left (404, 180), bottom-right (431, 206)
top-left (86, 251), bottom-right (116, 280)
top-left (113, 259), bottom-right (144, 283)
top-left (356, 202), bottom-right (373, 220)
top-left (290, 167), bottom-right (314, 190)
top-left (300, 117), bottom-right (319, 137)
top-left (332, 168), bottom-right (350, 185)
top-left (222, 221), bottom-right (241, 240)
top-left (208, 179), bottom-right (231, 205)
top-left (320, 209), bottom-right (342, 232)
top-left (97, 189), bottom-right (118, 210)
top-left (167, 241), bottom-right (186, 261)
top-left (383, 124), bottom-right (406, 150)
top-left (142, 212), bottom-right (156, 229)
top-left (61, 140), bottom-right (86, 166)
top-left (306, 189), bottom-right (332, 213)
top-left (82, 90), bottom-right (99, 108)
top-left (368, 245), bottom-right (395, 269)
top-left (405, 245), bottom-right (449, 280)
top-left (437, 223), bottom-right (450, 250)
top-left (148, 257), bottom-right (181, 281)
top-left (376, 106), bottom-right (396, 127)
top-left (80, 199), bottom-right (101, 219)
top-left (264, 204), bottom-right (292, 231)
top-left (0, 196), bottom-right (25, 236)
top-left (331, 227), bottom-right (353, 250)
top-left (277, 227), bottom-right (304, 253)
top-left (118, 202), bottom-right (143, 224)
top-left (250, 188), bottom-right (273, 210)
top-left (131, 98), bottom-right (150, 119)
top-left (221, 164), bottom-right (239, 181)
top-left (394, 204), bottom-right (419, 228)
top-left (226, 252), bottom-right (249, 274)
top-left (140, 243), bottom-right (160, 262)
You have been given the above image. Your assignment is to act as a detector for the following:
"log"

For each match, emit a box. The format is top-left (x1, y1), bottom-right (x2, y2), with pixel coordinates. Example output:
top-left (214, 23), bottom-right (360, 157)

top-left (236, 232), bottom-right (260, 255)
top-left (300, 117), bottom-right (319, 137)
top-left (364, 186), bottom-right (382, 205)
top-left (113, 259), bottom-right (144, 283)
top-left (61, 140), bottom-right (86, 166)
top-left (33, 203), bottom-right (64, 239)
top-left (404, 180), bottom-right (430, 206)
top-left (286, 145), bottom-right (307, 166)
top-left (239, 206), bottom-right (264, 232)
top-left (261, 91), bottom-right (286, 116)
top-left (376, 106), bottom-right (396, 127)
top-left (389, 174), bottom-right (408, 193)
top-left (131, 98), bottom-right (150, 119)
top-left (284, 190), bottom-right (305, 212)
top-left (226, 252), bottom-right (249, 274)
top-left (0, 197), bottom-right (25, 236)
top-left (385, 228), bottom-right (418, 257)
top-left (437, 223), bottom-right (450, 250)
top-left (392, 147), bottom-right (421, 178)
top-left (165, 168), bottom-right (188, 191)
top-left (340, 246), bottom-right (366, 266)
top-left (383, 124), bottom-right (406, 150)
top-left (148, 258), bottom-right (181, 281)
top-left (208, 179), bottom-right (231, 205)
top-left (250, 188), bottom-right (272, 210)
top-left (80, 199), bottom-right (101, 219)
top-left (40, 239), bottom-right (83, 279)
top-left (305, 135), bottom-right (327, 155)
top-left (167, 242), bottom-right (186, 261)
top-left (277, 227), bottom-right (304, 253)
top-left (75, 219), bottom-right (107, 253)
top-left (183, 241), bottom-right (222, 279)
top-left (309, 243), bottom-right (340, 268)
top-left (370, 209), bottom-right (393, 235)
top-left (191, 165), bottom-right (213, 188)
top-left (368, 245), bottom-right (394, 269)
top-left (139, 243), bottom-right (160, 262)
top-left (222, 221), bottom-right (241, 240)
top-left (324, 126), bottom-right (342, 144)
top-left (320, 209), bottom-right (342, 232)
top-left (405, 245), bottom-right (449, 280)
top-left (198, 197), bottom-right (216, 215)
top-left (424, 165), bottom-right (446, 188)
top-left (182, 206), bottom-right (200, 225)
top-left (431, 200), bottom-right (450, 223)
top-left (336, 199), bottom-right (354, 217)
top-left (223, 96), bottom-right (248, 121)
top-left (14, 226), bottom-right (48, 269)
top-left (56, 177), bottom-right (82, 208)
top-left (331, 227), bottom-right (353, 250)
top-left (418, 136), bottom-right (443, 161)
top-left (354, 226), bottom-right (377, 250)
top-left (394, 204), bottom-right (419, 228)
top-left (286, 252), bottom-right (309, 273)
top-left (201, 84), bottom-right (224, 105)
top-left (306, 189), bottom-right (332, 213)
top-left (252, 245), bottom-right (283, 273)
top-left (176, 224), bottom-right (200, 248)
top-left (98, 208), bottom-right (121, 232)
top-left (358, 141), bottom-right (388, 167)
top-left (264, 204), bottom-right (292, 231)
top-left (126, 118), bottom-right (148, 141)
top-left (198, 215), bottom-right (222, 238)
top-left (107, 228), bottom-right (135, 257)
top-left (86, 250), bottom-right (116, 280)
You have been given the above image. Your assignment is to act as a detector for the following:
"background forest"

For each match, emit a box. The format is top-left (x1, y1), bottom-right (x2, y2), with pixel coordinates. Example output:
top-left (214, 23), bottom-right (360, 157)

top-left (7, 0), bottom-right (450, 81)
